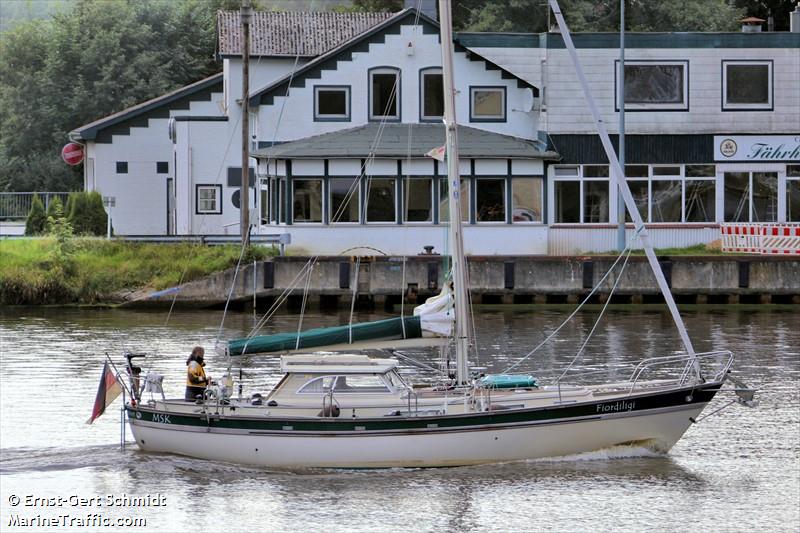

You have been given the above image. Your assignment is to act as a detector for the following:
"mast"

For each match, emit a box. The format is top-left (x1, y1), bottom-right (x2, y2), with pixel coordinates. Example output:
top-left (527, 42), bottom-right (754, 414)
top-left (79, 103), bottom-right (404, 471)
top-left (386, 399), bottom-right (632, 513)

top-left (547, 0), bottom-right (700, 374)
top-left (438, 0), bottom-right (470, 385)
top-left (240, 0), bottom-right (251, 245)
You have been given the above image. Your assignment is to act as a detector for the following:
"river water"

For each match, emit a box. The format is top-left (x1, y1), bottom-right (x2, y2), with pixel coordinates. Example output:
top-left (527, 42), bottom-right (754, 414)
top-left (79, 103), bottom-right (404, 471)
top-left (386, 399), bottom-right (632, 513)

top-left (0, 306), bottom-right (798, 532)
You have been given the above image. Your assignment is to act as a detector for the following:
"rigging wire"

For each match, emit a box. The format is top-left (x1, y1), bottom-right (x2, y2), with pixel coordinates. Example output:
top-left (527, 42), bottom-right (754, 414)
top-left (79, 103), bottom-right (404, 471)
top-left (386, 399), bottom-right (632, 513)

top-left (501, 232), bottom-right (640, 375)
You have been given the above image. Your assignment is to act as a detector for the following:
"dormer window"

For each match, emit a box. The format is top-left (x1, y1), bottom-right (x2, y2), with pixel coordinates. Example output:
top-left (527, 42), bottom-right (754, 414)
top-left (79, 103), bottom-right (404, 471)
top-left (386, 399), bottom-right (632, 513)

top-left (314, 86), bottom-right (350, 121)
top-left (369, 67), bottom-right (400, 121)
top-left (420, 68), bottom-right (443, 121)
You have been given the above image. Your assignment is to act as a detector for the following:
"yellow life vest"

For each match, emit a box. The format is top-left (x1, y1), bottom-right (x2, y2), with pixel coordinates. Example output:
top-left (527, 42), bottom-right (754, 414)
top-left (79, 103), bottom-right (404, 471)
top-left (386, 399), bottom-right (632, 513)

top-left (186, 360), bottom-right (208, 387)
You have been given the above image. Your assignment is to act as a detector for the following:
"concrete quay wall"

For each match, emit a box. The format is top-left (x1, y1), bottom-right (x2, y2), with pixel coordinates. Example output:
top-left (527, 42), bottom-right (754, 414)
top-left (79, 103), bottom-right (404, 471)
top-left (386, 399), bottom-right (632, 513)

top-left (134, 255), bottom-right (800, 308)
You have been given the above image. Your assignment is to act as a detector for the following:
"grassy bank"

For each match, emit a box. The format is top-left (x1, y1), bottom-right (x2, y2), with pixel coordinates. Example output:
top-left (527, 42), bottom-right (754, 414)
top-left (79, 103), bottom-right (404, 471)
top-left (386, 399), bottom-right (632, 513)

top-left (0, 238), bottom-right (275, 305)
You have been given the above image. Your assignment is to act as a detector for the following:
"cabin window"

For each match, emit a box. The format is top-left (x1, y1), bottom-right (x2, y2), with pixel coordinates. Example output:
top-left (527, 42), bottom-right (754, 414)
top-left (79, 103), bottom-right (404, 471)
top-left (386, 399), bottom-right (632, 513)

top-left (512, 178), bottom-right (543, 223)
top-left (195, 185), bottom-right (222, 215)
top-left (404, 178), bottom-right (433, 222)
top-left (365, 178), bottom-right (396, 223)
top-left (298, 376), bottom-right (336, 394)
top-left (292, 179), bottom-right (323, 223)
top-left (330, 177), bottom-right (360, 223)
top-left (439, 179), bottom-right (470, 223)
top-left (369, 68), bottom-right (400, 121)
top-left (116, 161), bottom-right (128, 174)
top-left (723, 60), bottom-right (772, 110)
top-left (420, 68), bottom-right (444, 121)
top-left (156, 161), bottom-right (168, 174)
top-left (314, 86), bottom-right (350, 121)
top-left (475, 178), bottom-right (506, 222)
top-left (332, 374), bottom-right (390, 393)
top-left (470, 87), bottom-right (506, 121)
top-left (615, 61), bottom-right (688, 111)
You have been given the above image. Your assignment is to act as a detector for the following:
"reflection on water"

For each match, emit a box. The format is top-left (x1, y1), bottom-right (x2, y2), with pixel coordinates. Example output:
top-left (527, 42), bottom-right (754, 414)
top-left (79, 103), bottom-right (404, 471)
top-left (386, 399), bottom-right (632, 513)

top-left (0, 306), bottom-right (798, 532)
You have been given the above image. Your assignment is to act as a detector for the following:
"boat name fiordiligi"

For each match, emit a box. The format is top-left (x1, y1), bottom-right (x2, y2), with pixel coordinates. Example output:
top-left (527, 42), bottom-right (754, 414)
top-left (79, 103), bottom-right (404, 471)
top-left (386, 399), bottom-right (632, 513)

top-left (596, 400), bottom-right (636, 413)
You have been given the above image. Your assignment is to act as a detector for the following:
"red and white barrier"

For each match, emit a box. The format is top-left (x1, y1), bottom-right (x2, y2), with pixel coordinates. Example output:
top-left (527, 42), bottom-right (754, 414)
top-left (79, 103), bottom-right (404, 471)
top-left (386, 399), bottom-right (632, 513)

top-left (721, 223), bottom-right (800, 255)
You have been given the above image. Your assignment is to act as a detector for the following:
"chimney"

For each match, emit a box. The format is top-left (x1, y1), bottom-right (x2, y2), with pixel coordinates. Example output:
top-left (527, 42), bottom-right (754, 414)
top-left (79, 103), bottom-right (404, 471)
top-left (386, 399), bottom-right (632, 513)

top-left (405, 0), bottom-right (437, 21)
top-left (740, 16), bottom-right (765, 33)
top-left (791, 2), bottom-right (800, 33)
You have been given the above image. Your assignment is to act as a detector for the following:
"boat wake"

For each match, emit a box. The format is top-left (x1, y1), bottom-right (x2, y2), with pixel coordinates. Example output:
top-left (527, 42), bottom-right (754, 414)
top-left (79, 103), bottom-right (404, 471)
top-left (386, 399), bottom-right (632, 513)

top-left (530, 441), bottom-right (665, 463)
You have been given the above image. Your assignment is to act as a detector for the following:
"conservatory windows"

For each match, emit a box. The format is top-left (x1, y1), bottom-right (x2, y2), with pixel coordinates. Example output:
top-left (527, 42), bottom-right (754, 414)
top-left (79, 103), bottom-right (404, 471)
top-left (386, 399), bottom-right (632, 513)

top-left (470, 87), bottom-right (506, 122)
top-left (553, 165), bottom-right (609, 223)
top-left (366, 178), bottom-right (396, 223)
top-left (512, 178), bottom-right (543, 223)
top-left (314, 86), bottom-right (350, 121)
top-left (420, 68), bottom-right (444, 121)
top-left (615, 60), bottom-right (689, 111)
top-left (722, 60), bottom-right (772, 110)
top-left (475, 178), bottom-right (506, 222)
top-left (724, 171), bottom-right (779, 222)
top-left (369, 68), bottom-right (400, 121)
top-left (404, 178), bottom-right (433, 222)
top-left (292, 179), bottom-right (323, 223)
top-left (330, 177), bottom-right (360, 223)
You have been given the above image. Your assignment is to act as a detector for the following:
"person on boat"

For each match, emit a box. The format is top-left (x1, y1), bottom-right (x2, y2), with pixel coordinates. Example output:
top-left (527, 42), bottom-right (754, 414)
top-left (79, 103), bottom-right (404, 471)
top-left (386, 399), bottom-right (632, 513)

top-left (185, 346), bottom-right (209, 401)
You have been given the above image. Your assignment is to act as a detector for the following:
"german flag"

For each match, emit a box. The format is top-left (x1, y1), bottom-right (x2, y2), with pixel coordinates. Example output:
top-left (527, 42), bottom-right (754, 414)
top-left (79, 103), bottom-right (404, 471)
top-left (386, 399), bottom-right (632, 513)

top-left (87, 361), bottom-right (123, 424)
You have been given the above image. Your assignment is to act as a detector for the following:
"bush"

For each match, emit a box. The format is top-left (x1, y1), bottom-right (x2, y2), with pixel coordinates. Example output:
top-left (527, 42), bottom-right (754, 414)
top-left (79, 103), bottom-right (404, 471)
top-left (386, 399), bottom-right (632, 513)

top-left (67, 191), bottom-right (107, 235)
top-left (24, 193), bottom-right (47, 235)
top-left (45, 196), bottom-right (65, 221)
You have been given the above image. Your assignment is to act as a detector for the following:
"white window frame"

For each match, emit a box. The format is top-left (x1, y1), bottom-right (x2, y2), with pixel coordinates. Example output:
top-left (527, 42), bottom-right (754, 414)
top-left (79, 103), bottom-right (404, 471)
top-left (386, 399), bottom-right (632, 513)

top-left (470, 86), bottom-right (506, 122)
top-left (552, 165), bottom-right (610, 224)
top-left (314, 86), bottom-right (350, 121)
top-left (722, 60), bottom-right (773, 111)
top-left (420, 68), bottom-right (444, 122)
top-left (369, 67), bottom-right (400, 122)
top-left (196, 185), bottom-right (221, 215)
top-left (614, 60), bottom-right (689, 111)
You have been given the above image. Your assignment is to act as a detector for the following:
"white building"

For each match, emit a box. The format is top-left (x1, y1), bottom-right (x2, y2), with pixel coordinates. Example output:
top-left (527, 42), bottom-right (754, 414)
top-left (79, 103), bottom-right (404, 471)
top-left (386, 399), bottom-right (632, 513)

top-left (70, 7), bottom-right (800, 255)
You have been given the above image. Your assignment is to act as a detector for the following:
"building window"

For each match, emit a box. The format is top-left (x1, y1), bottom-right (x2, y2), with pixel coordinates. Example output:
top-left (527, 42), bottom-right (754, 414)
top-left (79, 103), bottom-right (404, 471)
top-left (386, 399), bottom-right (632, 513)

top-left (470, 87), bottom-right (506, 122)
top-left (724, 171), bottom-right (778, 223)
top-left (475, 178), bottom-right (505, 222)
top-left (292, 179), bottom-right (323, 223)
top-left (330, 177), bottom-right (360, 223)
top-left (156, 161), bottom-right (168, 174)
top-left (512, 178), bottom-right (543, 223)
top-left (555, 181), bottom-right (580, 223)
top-left (369, 68), bottom-right (400, 121)
top-left (196, 185), bottom-right (221, 215)
top-left (366, 178), bottom-right (396, 222)
top-left (554, 165), bottom-right (609, 224)
top-left (584, 181), bottom-right (609, 223)
top-left (420, 68), bottom-right (443, 121)
top-left (314, 86), bottom-right (350, 121)
top-left (116, 161), bottom-right (128, 174)
top-left (404, 178), bottom-right (433, 222)
top-left (722, 60), bottom-right (772, 110)
top-left (787, 166), bottom-right (800, 222)
top-left (615, 61), bottom-right (689, 111)
top-left (439, 179), bottom-right (470, 222)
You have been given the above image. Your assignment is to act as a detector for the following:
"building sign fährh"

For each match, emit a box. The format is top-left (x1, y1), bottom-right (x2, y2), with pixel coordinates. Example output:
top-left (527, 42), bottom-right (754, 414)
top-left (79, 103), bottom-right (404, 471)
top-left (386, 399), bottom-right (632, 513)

top-left (714, 135), bottom-right (800, 162)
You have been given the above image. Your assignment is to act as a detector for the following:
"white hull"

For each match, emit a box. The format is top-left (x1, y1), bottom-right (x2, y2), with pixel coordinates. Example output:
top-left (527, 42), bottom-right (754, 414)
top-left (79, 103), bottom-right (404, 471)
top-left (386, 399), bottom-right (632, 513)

top-left (128, 403), bottom-right (706, 468)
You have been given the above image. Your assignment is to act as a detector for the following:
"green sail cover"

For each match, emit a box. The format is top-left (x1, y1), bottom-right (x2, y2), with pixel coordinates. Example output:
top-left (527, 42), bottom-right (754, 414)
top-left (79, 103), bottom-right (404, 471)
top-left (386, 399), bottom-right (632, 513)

top-left (228, 316), bottom-right (423, 356)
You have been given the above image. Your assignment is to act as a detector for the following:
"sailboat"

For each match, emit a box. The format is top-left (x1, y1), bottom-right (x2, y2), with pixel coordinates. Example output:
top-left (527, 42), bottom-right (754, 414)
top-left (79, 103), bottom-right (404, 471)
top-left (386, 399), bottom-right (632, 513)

top-left (117, 0), bottom-right (755, 468)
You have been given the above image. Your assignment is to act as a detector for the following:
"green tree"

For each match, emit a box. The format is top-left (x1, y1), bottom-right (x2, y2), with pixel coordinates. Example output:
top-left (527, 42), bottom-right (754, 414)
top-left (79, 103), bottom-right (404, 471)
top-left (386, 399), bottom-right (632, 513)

top-left (66, 191), bottom-right (107, 236)
top-left (24, 193), bottom-right (47, 235)
top-left (45, 195), bottom-right (65, 222)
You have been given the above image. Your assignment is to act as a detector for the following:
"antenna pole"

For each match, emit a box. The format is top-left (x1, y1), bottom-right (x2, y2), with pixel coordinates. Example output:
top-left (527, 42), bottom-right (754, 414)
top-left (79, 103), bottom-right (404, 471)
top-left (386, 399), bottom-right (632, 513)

top-left (240, 0), bottom-right (252, 245)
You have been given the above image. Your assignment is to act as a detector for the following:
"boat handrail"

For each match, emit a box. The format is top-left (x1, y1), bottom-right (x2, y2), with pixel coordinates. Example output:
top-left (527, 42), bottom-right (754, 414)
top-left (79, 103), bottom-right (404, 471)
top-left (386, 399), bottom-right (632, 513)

top-left (628, 350), bottom-right (734, 394)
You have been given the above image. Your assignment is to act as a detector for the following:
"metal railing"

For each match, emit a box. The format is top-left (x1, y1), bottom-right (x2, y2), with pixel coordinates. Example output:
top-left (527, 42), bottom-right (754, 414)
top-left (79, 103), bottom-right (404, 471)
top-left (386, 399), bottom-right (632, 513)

top-left (0, 192), bottom-right (71, 220)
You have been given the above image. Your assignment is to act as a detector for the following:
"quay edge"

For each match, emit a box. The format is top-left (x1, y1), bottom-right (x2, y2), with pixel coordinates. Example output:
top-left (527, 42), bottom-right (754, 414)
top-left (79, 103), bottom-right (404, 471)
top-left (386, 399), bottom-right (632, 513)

top-left (123, 255), bottom-right (800, 309)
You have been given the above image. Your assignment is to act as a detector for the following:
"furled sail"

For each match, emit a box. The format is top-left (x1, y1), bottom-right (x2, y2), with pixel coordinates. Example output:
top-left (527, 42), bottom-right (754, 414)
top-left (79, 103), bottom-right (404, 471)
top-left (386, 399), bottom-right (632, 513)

top-left (227, 286), bottom-right (455, 356)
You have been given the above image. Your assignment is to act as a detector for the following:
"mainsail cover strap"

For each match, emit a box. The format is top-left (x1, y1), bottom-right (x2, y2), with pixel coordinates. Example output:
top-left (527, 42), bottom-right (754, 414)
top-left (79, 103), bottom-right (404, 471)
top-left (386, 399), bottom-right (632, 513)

top-left (228, 316), bottom-right (423, 356)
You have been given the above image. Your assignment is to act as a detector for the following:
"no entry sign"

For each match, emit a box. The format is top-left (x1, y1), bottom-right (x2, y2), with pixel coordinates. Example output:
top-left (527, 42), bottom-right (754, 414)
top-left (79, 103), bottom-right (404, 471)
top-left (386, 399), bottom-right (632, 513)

top-left (61, 142), bottom-right (84, 166)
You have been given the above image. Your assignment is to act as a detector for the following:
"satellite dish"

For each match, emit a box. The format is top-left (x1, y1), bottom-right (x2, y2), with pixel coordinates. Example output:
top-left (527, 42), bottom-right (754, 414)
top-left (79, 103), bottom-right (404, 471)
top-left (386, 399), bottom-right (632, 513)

top-left (521, 88), bottom-right (535, 113)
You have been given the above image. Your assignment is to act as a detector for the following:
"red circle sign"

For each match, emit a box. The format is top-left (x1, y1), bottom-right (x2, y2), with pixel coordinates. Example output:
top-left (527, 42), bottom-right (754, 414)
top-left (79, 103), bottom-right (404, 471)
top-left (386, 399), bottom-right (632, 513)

top-left (61, 142), bottom-right (84, 166)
